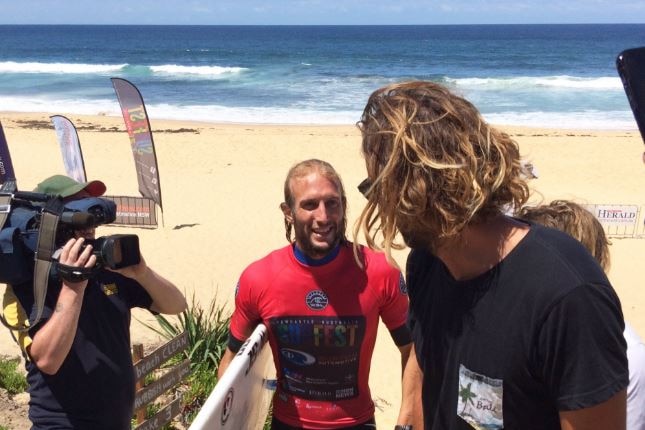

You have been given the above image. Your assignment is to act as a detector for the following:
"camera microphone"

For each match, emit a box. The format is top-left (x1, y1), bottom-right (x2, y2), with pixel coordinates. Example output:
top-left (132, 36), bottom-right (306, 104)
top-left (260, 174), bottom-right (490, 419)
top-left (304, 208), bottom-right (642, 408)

top-left (13, 190), bottom-right (54, 203)
top-left (60, 211), bottom-right (96, 229)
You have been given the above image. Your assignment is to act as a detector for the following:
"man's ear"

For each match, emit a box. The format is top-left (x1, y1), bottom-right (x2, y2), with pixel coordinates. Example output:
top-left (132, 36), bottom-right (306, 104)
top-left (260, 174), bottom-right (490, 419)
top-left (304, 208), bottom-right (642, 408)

top-left (280, 202), bottom-right (293, 222)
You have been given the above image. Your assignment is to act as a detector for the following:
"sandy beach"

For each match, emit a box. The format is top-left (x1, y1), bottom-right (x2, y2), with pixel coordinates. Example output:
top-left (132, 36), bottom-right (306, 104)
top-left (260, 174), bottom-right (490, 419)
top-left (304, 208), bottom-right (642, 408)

top-left (1, 112), bottom-right (644, 428)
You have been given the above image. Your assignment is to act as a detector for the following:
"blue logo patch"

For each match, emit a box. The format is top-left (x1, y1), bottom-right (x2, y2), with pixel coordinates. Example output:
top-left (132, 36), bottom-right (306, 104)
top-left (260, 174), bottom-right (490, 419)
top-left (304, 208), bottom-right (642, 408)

top-left (305, 290), bottom-right (328, 310)
top-left (399, 274), bottom-right (408, 295)
top-left (280, 348), bottom-right (316, 366)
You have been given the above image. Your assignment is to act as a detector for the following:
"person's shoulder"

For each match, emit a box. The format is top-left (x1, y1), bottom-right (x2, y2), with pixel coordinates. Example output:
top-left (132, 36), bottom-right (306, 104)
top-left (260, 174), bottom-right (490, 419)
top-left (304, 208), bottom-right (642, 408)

top-left (625, 322), bottom-right (645, 351)
top-left (523, 220), bottom-right (578, 248)
top-left (241, 244), bottom-right (292, 279)
top-left (511, 223), bottom-right (610, 292)
top-left (354, 244), bottom-right (401, 276)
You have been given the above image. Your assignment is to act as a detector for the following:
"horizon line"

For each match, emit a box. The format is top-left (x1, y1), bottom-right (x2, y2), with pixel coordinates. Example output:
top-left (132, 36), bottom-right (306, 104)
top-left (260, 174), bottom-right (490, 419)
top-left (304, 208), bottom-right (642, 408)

top-left (0, 22), bottom-right (643, 26)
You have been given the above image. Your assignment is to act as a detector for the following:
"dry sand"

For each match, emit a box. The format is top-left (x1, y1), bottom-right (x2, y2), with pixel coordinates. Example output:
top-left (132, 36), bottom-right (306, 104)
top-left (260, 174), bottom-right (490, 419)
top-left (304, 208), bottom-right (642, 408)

top-left (0, 112), bottom-right (644, 428)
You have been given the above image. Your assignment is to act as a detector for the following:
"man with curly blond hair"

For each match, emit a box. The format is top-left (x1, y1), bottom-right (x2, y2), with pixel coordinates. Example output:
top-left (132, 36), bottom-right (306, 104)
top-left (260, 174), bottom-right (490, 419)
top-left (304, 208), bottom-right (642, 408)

top-left (355, 81), bottom-right (628, 429)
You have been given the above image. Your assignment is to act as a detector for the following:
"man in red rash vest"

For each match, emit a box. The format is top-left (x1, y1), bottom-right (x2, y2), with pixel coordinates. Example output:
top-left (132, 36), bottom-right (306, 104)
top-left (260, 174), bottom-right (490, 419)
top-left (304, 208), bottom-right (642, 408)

top-left (218, 159), bottom-right (418, 430)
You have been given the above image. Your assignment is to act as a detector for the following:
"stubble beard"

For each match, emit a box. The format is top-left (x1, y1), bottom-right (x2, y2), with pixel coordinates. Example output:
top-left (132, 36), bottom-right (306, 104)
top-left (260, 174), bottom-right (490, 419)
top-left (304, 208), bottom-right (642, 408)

top-left (401, 227), bottom-right (439, 254)
top-left (294, 222), bottom-right (342, 259)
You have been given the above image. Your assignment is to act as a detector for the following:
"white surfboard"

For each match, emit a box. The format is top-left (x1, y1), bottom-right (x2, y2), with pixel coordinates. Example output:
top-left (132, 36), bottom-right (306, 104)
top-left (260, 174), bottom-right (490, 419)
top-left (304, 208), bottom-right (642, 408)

top-left (189, 324), bottom-right (275, 430)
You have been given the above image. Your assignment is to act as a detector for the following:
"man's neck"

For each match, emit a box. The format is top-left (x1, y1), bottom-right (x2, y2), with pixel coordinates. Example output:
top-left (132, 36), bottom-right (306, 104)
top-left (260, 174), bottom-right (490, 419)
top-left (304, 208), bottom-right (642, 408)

top-left (434, 215), bottom-right (530, 281)
top-left (293, 243), bottom-right (341, 266)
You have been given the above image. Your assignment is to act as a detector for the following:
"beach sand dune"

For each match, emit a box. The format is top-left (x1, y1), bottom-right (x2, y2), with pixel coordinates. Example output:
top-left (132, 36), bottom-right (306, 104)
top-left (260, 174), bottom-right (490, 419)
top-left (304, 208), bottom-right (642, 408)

top-left (1, 113), bottom-right (644, 428)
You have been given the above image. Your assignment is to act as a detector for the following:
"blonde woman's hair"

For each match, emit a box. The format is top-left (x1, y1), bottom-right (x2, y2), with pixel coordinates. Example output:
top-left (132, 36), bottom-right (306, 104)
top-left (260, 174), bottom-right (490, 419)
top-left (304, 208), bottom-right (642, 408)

top-left (355, 81), bottom-right (529, 262)
top-left (518, 200), bottom-right (611, 271)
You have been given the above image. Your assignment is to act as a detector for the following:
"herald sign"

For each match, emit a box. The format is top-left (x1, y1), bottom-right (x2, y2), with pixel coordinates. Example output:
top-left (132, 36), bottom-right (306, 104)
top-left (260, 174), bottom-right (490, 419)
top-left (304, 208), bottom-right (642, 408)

top-left (590, 205), bottom-right (639, 225)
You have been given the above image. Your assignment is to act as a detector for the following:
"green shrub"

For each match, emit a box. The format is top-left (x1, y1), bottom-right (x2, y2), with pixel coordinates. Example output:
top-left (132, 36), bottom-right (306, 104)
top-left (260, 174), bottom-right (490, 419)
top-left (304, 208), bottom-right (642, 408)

top-left (0, 356), bottom-right (27, 395)
top-left (144, 293), bottom-right (231, 424)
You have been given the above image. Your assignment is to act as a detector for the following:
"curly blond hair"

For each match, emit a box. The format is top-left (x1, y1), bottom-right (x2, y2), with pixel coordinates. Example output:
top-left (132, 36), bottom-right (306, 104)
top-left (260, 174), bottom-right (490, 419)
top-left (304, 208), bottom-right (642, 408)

top-left (355, 81), bottom-right (529, 261)
top-left (518, 200), bottom-right (611, 271)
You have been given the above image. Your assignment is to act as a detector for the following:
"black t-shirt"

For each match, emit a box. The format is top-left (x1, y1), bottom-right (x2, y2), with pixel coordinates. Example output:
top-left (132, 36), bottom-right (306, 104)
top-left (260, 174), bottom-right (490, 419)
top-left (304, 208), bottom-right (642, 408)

top-left (406, 223), bottom-right (628, 430)
top-left (11, 270), bottom-right (153, 430)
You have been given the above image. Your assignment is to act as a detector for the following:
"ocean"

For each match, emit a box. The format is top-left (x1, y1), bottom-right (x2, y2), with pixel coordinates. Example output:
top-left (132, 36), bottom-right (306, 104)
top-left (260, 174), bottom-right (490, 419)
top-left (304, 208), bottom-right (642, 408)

top-left (0, 24), bottom-right (644, 129)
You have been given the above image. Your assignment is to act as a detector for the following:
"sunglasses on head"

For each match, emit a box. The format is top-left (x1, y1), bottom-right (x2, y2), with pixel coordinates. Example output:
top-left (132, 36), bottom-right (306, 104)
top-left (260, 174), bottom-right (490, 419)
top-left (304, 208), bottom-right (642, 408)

top-left (357, 178), bottom-right (372, 198)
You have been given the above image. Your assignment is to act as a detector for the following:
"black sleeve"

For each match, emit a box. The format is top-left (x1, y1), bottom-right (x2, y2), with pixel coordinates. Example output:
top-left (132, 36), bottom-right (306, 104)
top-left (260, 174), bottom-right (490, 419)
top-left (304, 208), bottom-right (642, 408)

top-left (537, 282), bottom-right (629, 411)
top-left (405, 248), bottom-right (427, 356)
top-left (227, 330), bottom-right (246, 353)
top-left (389, 323), bottom-right (412, 347)
top-left (114, 273), bottom-right (154, 310)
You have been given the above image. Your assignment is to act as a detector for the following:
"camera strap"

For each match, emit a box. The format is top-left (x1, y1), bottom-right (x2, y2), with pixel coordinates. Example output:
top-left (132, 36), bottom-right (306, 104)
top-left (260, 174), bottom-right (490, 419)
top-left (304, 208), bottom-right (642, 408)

top-left (30, 196), bottom-right (65, 329)
top-left (0, 180), bottom-right (17, 233)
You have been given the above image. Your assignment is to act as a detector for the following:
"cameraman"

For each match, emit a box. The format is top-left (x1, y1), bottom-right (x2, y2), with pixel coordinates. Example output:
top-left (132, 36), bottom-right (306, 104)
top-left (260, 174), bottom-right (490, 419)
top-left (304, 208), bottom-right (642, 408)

top-left (2, 175), bottom-right (187, 430)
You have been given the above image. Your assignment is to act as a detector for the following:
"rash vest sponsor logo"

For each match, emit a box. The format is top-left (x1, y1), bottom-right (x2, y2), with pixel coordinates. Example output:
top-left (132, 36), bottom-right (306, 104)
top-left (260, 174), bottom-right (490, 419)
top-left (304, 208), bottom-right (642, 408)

top-left (280, 348), bottom-right (316, 366)
top-left (305, 290), bottom-right (328, 310)
top-left (270, 316), bottom-right (365, 401)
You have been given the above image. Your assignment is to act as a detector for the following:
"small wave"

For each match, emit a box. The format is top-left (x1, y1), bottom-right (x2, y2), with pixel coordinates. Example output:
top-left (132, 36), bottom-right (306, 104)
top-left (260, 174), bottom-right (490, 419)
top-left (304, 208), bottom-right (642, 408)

top-left (484, 110), bottom-right (637, 130)
top-left (149, 64), bottom-right (248, 77)
top-left (0, 61), bottom-right (127, 74)
top-left (0, 95), bottom-right (120, 116)
top-left (448, 75), bottom-right (622, 91)
top-left (121, 64), bottom-right (154, 77)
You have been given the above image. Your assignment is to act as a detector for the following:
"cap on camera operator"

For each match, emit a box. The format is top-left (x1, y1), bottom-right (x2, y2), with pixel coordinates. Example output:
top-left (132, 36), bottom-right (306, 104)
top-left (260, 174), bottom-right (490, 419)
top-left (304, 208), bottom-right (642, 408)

top-left (2, 174), bottom-right (187, 430)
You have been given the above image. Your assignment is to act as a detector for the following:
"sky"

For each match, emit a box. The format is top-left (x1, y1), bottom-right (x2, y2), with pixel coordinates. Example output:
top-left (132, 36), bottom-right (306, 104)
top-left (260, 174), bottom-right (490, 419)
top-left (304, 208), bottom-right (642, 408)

top-left (0, 0), bottom-right (644, 25)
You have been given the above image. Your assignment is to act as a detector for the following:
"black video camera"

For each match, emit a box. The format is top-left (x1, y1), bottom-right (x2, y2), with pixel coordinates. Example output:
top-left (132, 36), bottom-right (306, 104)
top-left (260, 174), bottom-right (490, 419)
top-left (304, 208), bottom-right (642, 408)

top-left (84, 234), bottom-right (141, 270)
top-left (0, 192), bottom-right (140, 285)
top-left (55, 197), bottom-right (141, 271)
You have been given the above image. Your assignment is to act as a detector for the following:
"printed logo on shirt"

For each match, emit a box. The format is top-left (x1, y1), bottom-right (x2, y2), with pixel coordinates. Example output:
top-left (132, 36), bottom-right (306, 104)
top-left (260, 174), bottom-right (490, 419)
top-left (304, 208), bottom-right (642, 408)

top-left (280, 348), bottom-right (316, 366)
top-left (101, 283), bottom-right (118, 296)
top-left (284, 368), bottom-right (305, 383)
top-left (457, 364), bottom-right (503, 430)
top-left (398, 273), bottom-right (408, 295)
top-left (269, 316), bottom-right (365, 402)
top-left (305, 290), bottom-right (328, 310)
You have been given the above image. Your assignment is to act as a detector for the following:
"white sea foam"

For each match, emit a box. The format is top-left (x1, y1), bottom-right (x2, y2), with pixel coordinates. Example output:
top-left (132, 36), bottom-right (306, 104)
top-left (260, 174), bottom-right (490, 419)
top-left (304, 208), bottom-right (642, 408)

top-left (0, 96), bottom-right (121, 116)
top-left (449, 76), bottom-right (623, 91)
top-left (484, 110), bottom-right (637, 130)
top-left (149, 64), bottom-right (248, 77)
top-left (146, 103), bottom-right (357, 125)
top-left (0, 95), bottom-right (636, 129)
top-left (0, 61), bottom-right (127, 74)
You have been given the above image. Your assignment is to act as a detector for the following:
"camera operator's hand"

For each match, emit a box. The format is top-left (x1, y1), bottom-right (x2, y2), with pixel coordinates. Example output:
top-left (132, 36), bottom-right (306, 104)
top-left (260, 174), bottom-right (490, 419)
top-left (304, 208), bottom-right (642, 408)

top-left (108, 254), bottom-right (148, 281)
top-left (58, 237), bottom-right (97, 289)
